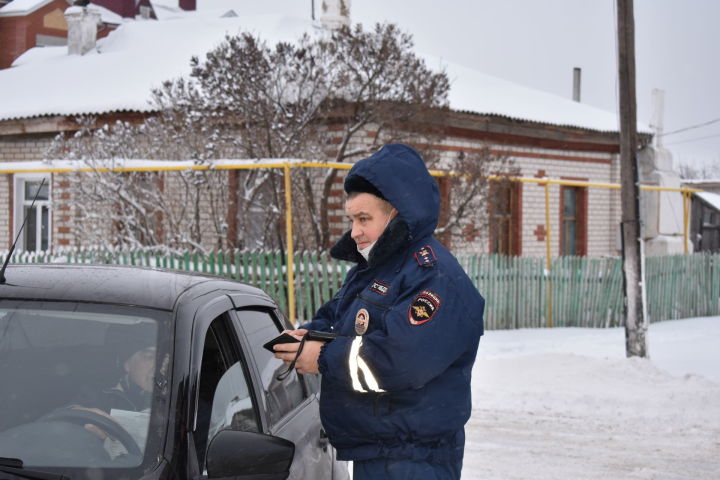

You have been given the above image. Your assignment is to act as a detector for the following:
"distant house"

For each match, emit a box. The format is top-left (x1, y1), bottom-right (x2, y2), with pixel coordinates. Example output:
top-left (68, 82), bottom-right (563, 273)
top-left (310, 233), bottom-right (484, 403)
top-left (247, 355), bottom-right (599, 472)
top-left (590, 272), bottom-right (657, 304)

top-left (0, 0), bottom-right (141, 69)
top-left (684, 180), bottom-right (720, 253)
top-left (0, 0), bottom-right (658, 257)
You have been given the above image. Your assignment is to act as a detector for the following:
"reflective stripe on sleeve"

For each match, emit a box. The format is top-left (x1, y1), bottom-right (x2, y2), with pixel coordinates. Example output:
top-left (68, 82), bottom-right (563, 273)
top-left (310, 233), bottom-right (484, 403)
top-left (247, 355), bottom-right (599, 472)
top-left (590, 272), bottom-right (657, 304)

top-left (348, 336), bottom-right (385, 393)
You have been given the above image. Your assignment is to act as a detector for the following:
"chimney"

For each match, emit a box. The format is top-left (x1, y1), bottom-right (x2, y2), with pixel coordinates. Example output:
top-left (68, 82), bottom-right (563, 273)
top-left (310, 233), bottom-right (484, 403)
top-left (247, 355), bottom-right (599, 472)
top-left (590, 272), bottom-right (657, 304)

top-left (64, 6), bottom-right (101, 55)
top-left (650, 88), bottom-right (665, 147)
top-left (572, 67), bottom-right (581, 102)
top-left (179, 0), bottom-right (196, 11)
top-left (320, 0), bottom-right (351, 30)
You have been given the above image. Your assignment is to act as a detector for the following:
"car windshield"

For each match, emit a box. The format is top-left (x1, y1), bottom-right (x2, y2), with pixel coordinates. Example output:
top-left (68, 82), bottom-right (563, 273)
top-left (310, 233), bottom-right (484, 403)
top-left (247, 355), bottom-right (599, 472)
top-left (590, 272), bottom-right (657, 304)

top-left (0, 300), bottom-right (171, 475)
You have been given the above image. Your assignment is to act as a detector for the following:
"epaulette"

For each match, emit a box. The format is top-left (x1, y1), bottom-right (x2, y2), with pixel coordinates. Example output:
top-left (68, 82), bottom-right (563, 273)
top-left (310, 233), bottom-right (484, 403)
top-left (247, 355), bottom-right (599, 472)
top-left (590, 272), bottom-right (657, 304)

top-left (413, 245), bottom-right (437, 267)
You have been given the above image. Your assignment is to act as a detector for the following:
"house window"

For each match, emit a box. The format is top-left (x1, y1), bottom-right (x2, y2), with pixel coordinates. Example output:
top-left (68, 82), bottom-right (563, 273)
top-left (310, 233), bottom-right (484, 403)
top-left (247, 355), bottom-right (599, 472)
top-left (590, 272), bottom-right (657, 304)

top-left (14, 174), bottom-right (51, 252)
top-left (488, 180), bottom-right (521, 255)
top-left (560, 186), bottom-right (587, 256)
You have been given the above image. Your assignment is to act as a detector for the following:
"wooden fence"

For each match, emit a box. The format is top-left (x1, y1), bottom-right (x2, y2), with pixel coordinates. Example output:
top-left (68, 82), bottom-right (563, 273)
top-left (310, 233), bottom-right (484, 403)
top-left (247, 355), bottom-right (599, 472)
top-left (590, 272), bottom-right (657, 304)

top-left (4, 249), bottom-right (719, 329)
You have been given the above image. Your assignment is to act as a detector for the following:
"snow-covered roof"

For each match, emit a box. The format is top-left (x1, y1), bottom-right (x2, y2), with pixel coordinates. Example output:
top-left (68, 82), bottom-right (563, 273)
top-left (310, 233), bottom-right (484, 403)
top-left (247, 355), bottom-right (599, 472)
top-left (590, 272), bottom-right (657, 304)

top-left (696, 191), bottom-right (720, 211)
top-left (0, 11), bottom-right (309, 120)
top-left (442, 60), bottom-right (638, 133)
top-left (0, 0), bottom-right (51, 16)
top-left (0, 8), bottom-right (648, 134)
top-left (87, 3), bottom-right (126, 26)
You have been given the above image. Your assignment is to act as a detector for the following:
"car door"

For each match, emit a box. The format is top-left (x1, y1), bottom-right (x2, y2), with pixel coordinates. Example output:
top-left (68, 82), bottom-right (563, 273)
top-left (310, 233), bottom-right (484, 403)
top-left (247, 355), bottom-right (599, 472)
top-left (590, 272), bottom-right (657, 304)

top-left (190, 311), bottom-right (264, 475)
top-left (231, 308), bottom-right (339, 480)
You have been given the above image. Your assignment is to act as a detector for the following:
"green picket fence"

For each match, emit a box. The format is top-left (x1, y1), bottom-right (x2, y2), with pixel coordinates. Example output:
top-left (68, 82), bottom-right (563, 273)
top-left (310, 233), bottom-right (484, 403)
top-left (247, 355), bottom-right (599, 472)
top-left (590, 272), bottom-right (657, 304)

top-left (456, 255), bottom-right (625, 329)
top-left (3, 248), bottom-right (718, 329)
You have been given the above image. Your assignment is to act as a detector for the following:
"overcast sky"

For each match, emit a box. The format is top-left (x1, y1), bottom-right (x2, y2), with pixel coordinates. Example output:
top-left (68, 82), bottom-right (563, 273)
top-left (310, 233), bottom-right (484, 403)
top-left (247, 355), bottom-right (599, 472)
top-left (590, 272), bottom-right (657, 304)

top-left (203, 0), bottom-right (720, 170)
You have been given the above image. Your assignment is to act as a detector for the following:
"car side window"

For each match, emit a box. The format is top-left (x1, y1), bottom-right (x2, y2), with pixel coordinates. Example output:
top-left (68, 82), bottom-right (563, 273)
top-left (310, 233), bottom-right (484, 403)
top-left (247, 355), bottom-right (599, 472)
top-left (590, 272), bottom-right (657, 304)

top-left (234, 310), bottom-right (305, 426)
top-left (194, 316), bottom-right (259, 470)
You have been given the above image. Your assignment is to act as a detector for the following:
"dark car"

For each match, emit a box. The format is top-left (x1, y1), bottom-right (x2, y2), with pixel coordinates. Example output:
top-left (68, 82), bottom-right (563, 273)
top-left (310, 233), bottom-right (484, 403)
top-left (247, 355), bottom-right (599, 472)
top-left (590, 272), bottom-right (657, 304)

top-left (0, 264), bottom-right (349, 480)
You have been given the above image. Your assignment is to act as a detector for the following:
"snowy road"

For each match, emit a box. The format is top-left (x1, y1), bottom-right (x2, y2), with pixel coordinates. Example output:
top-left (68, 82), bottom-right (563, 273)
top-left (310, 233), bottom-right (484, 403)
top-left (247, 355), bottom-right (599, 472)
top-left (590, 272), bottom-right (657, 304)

top-left (462, 317), bottom-right (720, 479)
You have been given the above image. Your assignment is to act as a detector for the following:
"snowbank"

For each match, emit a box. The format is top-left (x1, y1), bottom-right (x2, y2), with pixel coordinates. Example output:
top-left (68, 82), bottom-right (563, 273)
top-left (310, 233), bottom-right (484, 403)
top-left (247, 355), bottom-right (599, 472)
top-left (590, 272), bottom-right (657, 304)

top-left (464, 316), bottom-right (720, 479)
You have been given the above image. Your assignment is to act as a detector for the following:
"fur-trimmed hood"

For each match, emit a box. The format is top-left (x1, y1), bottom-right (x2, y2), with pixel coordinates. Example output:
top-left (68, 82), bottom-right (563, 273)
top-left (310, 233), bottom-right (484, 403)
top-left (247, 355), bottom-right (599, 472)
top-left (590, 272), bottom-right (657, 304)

top-left (330, 144), bottom-right (439, 266)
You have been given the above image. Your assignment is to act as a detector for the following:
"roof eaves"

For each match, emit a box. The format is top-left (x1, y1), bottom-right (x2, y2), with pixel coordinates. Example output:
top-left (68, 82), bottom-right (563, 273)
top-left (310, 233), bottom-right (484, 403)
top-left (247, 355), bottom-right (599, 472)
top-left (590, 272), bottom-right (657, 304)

top-left (0, 107), bottom-right (159, 123)
top-left (451, 107), bottom-right (653, 137)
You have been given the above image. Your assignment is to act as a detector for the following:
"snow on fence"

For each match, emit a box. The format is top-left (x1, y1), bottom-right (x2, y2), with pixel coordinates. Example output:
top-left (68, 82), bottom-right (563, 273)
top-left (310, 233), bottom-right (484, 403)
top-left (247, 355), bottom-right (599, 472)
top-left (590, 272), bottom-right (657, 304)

top-left (2, 249), bottom-right (718, 329)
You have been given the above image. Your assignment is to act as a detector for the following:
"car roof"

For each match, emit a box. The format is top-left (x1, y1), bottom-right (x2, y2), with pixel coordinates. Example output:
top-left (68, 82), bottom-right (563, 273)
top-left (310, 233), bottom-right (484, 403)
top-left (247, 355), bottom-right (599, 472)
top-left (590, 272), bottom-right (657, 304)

top-left (0, 264), bottom-right (269, 311)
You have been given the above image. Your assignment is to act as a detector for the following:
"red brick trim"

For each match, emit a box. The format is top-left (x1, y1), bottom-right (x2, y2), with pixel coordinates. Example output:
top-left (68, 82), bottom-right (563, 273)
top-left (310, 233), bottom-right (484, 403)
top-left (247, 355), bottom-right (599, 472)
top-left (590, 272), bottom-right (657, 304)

top-left (444, 126), bottom-right (621, 153)
top-left (425, 143), bottom-right (612, 164)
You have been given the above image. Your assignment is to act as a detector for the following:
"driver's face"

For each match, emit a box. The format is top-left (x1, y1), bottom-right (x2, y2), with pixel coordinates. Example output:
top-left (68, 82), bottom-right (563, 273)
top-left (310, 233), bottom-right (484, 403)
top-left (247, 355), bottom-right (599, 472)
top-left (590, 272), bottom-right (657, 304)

top-left (124, 347), bottom-right (156, 393)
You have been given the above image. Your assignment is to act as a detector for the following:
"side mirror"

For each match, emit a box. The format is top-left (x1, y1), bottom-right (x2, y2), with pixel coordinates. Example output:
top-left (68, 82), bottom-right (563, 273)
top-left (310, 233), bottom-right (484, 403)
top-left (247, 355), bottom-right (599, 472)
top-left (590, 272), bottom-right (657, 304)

top-left (206, 430), bottom-right (295, 479)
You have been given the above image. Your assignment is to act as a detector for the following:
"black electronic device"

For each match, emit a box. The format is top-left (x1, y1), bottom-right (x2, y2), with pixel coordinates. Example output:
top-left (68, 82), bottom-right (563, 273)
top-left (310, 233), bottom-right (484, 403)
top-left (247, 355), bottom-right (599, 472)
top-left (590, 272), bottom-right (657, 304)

top-left (305, 330), bottom-right (338, 342)
top-left (263, 333), bottom-right (300, 352)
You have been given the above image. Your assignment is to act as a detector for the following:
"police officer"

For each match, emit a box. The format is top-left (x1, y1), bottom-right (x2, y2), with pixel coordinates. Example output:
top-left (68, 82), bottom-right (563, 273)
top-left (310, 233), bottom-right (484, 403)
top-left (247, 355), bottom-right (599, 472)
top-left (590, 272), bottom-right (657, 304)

top-left (275, 143), bottom-right (485, 479)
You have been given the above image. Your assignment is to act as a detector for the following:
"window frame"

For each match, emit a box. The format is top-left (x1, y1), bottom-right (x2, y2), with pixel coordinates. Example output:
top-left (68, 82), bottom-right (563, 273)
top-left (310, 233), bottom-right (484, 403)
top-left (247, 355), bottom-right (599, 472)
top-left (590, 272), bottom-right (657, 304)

top-left (192, 312), bottom-right (263, 473)
top-left (230, 307), bottom-right (313, 432)
top-left (559, 184), bottom-right (588, 256)
top-left (13, 173), bottom-right (52, 252)
top-left (488, 180), bottom-right (522, 256)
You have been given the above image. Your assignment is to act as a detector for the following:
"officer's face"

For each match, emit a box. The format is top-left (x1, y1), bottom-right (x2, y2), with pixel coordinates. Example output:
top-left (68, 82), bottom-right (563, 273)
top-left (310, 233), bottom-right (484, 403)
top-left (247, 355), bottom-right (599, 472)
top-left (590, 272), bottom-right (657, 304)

top-left (124, 346), bottom-right (156, 393)
top-left (346, 193), bottom-right (395, 249)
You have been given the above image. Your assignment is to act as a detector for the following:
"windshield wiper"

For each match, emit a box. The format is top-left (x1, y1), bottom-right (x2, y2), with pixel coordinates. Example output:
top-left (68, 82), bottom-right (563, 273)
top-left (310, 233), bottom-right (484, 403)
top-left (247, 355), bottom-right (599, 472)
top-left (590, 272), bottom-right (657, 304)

top-left (0, 458), bottom-right (68, 480)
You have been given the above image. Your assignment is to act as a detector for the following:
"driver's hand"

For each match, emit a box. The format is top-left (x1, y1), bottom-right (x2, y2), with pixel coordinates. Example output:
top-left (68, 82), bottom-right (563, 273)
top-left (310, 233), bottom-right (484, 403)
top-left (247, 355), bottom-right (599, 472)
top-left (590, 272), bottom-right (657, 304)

top-left (69, 405), bottom-right (119, 440)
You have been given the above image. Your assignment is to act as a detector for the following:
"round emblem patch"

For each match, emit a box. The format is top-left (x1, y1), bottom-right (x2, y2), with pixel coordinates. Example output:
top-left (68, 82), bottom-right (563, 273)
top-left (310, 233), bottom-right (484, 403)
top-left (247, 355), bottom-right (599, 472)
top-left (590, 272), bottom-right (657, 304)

top-left (355, 308), bottom-right (370, 335)
top-left (408, 290), bottom-right (441, 325)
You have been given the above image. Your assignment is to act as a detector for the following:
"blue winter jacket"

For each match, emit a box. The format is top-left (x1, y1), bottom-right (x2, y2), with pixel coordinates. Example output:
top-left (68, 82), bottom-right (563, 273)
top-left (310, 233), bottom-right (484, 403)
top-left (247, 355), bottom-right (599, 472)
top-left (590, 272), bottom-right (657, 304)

top-left (303, 144), bottom-right (485, 464)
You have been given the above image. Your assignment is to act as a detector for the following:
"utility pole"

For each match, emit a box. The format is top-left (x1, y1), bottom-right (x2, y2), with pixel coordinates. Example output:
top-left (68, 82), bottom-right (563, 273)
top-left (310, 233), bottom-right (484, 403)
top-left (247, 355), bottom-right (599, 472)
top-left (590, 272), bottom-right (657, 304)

top-left (617, 0), bottom-right (648, 357)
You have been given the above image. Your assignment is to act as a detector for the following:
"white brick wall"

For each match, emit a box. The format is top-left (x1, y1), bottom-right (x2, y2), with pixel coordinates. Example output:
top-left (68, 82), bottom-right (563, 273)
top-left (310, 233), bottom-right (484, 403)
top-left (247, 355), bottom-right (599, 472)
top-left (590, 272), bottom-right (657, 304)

top-left (0, 134), bottom-right (55, 249)
top-left (0, 126), bottom-right (626, 257)
top-left (439, 141), bottom-right (622, 257)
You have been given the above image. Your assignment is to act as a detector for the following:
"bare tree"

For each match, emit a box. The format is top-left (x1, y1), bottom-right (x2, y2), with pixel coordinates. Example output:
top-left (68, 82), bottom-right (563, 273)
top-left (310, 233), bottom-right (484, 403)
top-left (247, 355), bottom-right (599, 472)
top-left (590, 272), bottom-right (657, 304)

top-left (311, 23), bottom-right (451, 248)
top-left (676, 160), bottom-right (720, 180)
top-left (431, 147), bottom-right (519, 246)
top-left (46, 115), bottom-right (232, 253)
top-left (47, 22), bottom-right (513, 253)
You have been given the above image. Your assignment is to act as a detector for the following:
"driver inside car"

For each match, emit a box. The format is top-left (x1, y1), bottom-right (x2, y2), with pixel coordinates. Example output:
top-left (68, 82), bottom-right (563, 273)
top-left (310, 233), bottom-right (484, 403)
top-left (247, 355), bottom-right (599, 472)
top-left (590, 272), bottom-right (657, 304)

top-left (69, 324), bottom-right (156, 444)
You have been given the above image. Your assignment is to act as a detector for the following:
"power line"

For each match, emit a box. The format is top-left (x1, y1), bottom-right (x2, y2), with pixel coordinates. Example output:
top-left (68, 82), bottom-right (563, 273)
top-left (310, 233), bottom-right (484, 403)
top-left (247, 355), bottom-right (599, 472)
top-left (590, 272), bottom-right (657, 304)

top-left (659, 117), bottom-right (720, 137)
top-left (664, 132), bottom-right (720, 146)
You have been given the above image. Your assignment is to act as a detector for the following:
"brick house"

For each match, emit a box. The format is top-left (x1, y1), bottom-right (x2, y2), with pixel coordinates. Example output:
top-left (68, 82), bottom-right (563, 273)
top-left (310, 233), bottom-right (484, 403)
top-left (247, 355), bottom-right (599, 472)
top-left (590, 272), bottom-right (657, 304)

top-left (0, 1), bottom-right (655, 257)
top-left (684, 180), bottom-right (720, 253)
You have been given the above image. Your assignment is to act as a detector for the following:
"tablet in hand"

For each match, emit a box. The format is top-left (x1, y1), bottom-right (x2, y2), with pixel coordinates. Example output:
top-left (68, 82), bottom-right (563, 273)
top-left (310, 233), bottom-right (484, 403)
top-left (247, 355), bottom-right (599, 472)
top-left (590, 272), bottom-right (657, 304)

top-left (263, 332), bottom-right (300, 352)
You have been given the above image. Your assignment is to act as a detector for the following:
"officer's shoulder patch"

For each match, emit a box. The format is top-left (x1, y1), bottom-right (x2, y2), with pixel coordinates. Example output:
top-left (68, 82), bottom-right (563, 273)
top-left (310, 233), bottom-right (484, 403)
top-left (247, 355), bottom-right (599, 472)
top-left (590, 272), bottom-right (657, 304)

top-left (413, 245), bottom-right (437, 268)
top-left (408, 289), bottom-right (441, 325)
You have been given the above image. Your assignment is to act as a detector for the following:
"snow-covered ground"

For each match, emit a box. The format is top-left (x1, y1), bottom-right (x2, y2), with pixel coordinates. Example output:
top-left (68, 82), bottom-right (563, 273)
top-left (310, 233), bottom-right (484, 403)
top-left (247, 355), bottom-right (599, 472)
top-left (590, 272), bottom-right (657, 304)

top-left (463, 316), bottom-right (720, 479)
